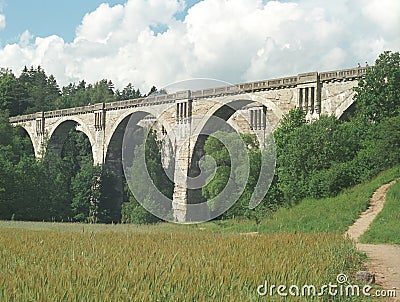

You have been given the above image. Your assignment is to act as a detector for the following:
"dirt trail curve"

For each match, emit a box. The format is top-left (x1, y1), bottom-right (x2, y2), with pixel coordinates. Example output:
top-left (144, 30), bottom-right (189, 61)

top-left (345, 181), bottom-right (400, 301)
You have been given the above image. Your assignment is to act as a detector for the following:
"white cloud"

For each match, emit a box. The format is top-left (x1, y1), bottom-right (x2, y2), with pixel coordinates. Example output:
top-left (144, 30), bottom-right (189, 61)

top-left (0, 13), bottom-right (5, 30)
top-left (0, 0), bottom-right (399, 93)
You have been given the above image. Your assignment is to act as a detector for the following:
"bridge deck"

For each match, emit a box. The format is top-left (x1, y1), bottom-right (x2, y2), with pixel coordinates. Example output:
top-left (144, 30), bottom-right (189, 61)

top-left (9, 66), bottom-right (370, 123)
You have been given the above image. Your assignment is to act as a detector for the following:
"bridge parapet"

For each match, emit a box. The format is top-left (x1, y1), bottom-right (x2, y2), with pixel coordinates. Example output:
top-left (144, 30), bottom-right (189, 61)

top-left (320, 66), bottom-right (370, 82)
top-left (9, 66), bottom-right (370, 124)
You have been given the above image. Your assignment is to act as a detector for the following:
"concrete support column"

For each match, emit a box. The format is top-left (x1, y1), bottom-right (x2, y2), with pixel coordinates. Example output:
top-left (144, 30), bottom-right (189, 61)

top-left (315, 84), bottom-right (321, 115)
top-left (301, 88), bottom-right (306, 109)
top-left (299, 88), bottom-right (303, 109)
top-left (262, 106), bottom-right (267, 130)
top-left (310, 87), bottom-right (315, 114)
top-left (254, 110), bottom-right (258, 130)
top-left (172, 136), bottom-right (192, 222)
top-left (93, 107), bottom-right (106, 166)
top-left (172, 99), bottom-right (194, 222)
top-left (34, 112), bottom-right (45, 158)
top-left (304, 88), bottom-right (309, 112)
top-left (250, 110), bottom-right (254, 130)
top-left (183, 102), bottom-right (187, 122)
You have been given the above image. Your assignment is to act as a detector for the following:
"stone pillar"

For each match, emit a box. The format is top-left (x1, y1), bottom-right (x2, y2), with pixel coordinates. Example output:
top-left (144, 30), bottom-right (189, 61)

top-left (262, 106), bottom-right (267, 130)
top-left (254, 109), bottom-right (258, 130)
top-left (34, 112), bottom-right (45, 158)
top-left (309, 87), bottom-right (315, 114)
top-left (250, 109), bottom-right (254, 130)
top-left (301, 88), bottom-right (306, 110)
top-left (172, 100), bottom-right (193, 222)
top-left (93, 104), bottom-right (106, 166)
top-left (183, 102), bottom-right (187, 121)
top-left (172, 138), bottom-right (190, 222)
top-left (315, 84), bottom-right (321, 115)
top-left (299, 88), bottom-right (303, 109)
top-left (304, 88), bottom-right (309, 112)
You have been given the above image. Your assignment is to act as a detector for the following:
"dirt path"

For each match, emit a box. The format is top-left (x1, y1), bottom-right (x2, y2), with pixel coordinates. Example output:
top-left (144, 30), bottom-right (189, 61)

top-left (345, 181), bottom-right (399, 301)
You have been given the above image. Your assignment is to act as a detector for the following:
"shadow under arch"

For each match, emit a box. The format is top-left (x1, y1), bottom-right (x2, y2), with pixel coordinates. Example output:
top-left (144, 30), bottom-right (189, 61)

top-left (46, 117), bottom-right (95, 161)
top-left (13, 125), bottom-right (35, 157)
top-left (338, 101), bottom-right (358, 121)
top-left (187, 97), bottom-right (272, 218)
top-left (104, 110), bottom-right (175, 221)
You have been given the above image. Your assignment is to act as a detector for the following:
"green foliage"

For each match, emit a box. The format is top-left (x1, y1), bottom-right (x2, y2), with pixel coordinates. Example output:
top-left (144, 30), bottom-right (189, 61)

top-left (355, 51), bottom-right (400, 122)
top-left (19, 66), bottom-right (61, 114)
top-left (0, 65), bottom-right (146, 116)
top-left (0, 68), bottom-right (28, 116)
top-left (275, 114), bottom-right (359, 203)
top-left (201, 132), bottom-right (270, 220)
top-left (115, 83), bottom-right (142, 101)
top-left (361, 181), bottom-right (400, 245)
top-left (71, 161), bottom-right (94, 222)
top-left (364, 115), bottom-right (400, 169)
top-left (122, 130), bottom-right (173, 224)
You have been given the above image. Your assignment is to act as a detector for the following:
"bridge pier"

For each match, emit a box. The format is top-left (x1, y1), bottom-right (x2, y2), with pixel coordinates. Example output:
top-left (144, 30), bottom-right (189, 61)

top-left (172, 100), bottom-right (192, 222)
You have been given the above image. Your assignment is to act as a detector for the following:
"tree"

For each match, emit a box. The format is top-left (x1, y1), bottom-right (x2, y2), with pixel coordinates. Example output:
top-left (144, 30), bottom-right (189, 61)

top-left (274, 114), bottom-right (362, 203)
top-left (0, 69), bottom-right (28, 116)
top-left (115, 83), bottom-right (142, 101)
top-left (71, 161), bottom-right (94, 221)
top-left (201, 132), bottom-right (263, 219)
top-left (18, 66), bottom-right (61, 113)
top-left (87, 79), bottom-right (115, 104)
top-left (122, 130), bottom-right (173, 223)
top-left (355, 51), bottom-right (400, 122)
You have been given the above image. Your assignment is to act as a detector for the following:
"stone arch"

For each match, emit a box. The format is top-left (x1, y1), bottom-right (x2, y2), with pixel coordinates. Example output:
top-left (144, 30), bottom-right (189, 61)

top-left (103, 108), bottom-right (175, 214)
top-left (185, 96), bottom-right (271, 208)
top-left (105, 107), bottom-right (174, 156)
top-left (335, 90), bottom-right (357, 119)
top-left (13, 125), bottom-right (36, 157)
top-left (191, 95), bottom-right (283, 137)
top-left (47, 116), bottom-right (96, 161)
top-left (13, 123), bottom-right (41, 158)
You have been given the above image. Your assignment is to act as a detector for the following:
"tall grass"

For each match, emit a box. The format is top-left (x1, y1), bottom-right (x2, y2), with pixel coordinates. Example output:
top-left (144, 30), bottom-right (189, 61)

top-left (360, 180), bottom-right (400, 245)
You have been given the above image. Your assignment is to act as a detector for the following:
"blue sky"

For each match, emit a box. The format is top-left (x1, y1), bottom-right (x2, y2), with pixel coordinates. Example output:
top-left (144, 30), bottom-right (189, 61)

top-left (0, 0), bottom-right (200, 45)
top-left (0, 0), bottom-right (399, 91)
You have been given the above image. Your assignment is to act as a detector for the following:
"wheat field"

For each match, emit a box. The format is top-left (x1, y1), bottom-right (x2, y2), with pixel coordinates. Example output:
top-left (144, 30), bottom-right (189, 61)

top-left (0, 223), bottom-right (364, 301)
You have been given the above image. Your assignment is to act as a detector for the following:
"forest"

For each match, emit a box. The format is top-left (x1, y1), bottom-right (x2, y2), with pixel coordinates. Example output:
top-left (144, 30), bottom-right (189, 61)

top-left (0, 51), bottom-right (399, 224)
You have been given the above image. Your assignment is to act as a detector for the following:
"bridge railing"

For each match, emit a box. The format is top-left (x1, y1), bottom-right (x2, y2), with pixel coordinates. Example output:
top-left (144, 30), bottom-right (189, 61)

top-left (320, 66), bottom-right (370, 82)
top-left (8, 66), bottom-right (372, 123)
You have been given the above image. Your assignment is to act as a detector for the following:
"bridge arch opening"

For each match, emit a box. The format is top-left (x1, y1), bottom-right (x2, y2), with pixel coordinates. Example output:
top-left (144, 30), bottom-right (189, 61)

top-left (47, 119), bottom-right (94, 161)
top-left (13, 126), bottom-right (35, 158)
top-left (338, 101), bottom-right (358, 121)
top-left (187, 98), bottom-right (269, 219)
top-left (46, 119), bottom-right (97, 222)
top-left (105, 110), bottom-right (175, 223)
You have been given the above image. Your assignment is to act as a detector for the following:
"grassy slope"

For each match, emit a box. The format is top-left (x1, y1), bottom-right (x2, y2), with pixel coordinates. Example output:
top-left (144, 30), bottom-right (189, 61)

top-left (360, 180), bottom-right (400, 245)
top-left (215, 166), bottom-right (400, 234)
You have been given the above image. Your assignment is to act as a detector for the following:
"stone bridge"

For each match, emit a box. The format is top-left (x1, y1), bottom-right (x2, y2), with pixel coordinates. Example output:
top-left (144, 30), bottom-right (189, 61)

top-left (9, 66), bottom-right (368, 222)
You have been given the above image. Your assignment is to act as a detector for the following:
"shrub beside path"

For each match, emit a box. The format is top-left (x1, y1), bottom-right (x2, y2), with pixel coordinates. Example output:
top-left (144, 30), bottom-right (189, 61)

top-left (345, 181), bottom-right (400, 301)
